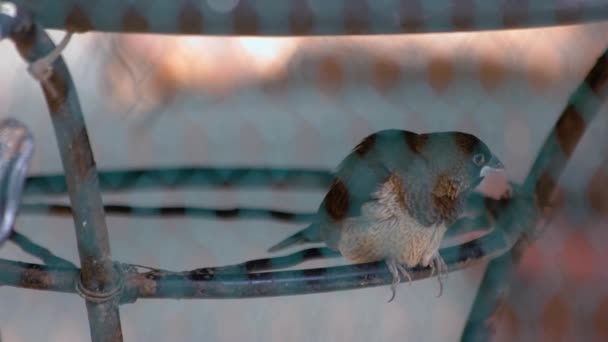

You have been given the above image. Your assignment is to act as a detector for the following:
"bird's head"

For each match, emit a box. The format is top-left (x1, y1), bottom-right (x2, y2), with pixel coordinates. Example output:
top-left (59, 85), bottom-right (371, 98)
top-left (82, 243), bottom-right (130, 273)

top-left (420, 132), bottom-right (504, 193)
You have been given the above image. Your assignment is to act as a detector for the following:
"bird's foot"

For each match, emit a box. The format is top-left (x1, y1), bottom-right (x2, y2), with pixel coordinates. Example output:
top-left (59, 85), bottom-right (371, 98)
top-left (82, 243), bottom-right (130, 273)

top-left (27, 32), bottom-right (73, 97)
top-left (386, 260), bottom-right (415, 302)
top-left (397, 263), bottom-right (413, 285)
top-left (430, 254), bottom-right (448, 297)
top-left (386, 259), bottom-right (401, 303)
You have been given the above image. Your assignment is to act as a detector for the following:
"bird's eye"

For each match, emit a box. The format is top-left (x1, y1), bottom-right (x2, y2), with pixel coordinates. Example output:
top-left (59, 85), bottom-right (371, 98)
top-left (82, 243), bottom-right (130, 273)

top-left (472, 153), bottom-right (485, 166)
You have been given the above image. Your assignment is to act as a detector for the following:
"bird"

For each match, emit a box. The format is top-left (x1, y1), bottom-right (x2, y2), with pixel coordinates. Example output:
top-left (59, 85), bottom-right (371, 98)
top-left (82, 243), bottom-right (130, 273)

top-left (268, 129), bottom-right (503, 301)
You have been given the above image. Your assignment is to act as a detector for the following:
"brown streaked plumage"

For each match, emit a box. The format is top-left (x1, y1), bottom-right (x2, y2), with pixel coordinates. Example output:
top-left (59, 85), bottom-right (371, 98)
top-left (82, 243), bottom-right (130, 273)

top-left (268, 129), bottom-right (503, 301)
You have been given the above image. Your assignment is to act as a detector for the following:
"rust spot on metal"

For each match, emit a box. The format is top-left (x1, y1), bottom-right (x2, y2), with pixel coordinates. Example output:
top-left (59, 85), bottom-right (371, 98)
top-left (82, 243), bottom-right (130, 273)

top-left (49, 205), bottom-right (72, 215)
top-left (324, 178), bottom-right (350, 221)
top-left (80, 257), bottom-right (119, 293)
top-left (65, 5), bottom-right (94, 32)
top-left (71, 127), bottom-right (96, 182)
top-left (20, 264), bottom-right (52, 289)
top-left (398, 0), bottom-right (424, 32)
top-left (137, 276), bottom-right (158, 297)
top-left (452, 0), bottom-right (475, 31)
top-left (233, 0), bottom-right (258, 35)
top-left (178, 2), bottom-right (203, 34)
top-left (555, 105), bottom-right (585, 157)
top-left (584, 52), bottom-right (608, 94)
top-left (535, 171), bottom-right (556, 209)
top-left (503, 0), bottom-right (528, 28)
top-left (289, 0), bottom-right (314, 35)
top-left (344, 0), bottom-right (369, 34)
top-left (42, 72), bottom-right (69, 114)
top-left (11, 25), bottom-right (37, 61)
top-left (122, 7), bottom-right (149, 32)
top-left (354, 133), bottom-right (376, 156)
top-left (404, 132), bottom-right (428, 154)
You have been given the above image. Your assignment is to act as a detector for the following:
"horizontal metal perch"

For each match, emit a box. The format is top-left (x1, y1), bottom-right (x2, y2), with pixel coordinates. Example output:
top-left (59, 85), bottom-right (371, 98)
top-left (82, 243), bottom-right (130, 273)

top-left (0, 201), bottom-right (522, 301)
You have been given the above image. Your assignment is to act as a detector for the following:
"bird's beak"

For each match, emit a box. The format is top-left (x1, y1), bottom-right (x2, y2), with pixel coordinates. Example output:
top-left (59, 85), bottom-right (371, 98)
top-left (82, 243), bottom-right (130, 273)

top-left (479, 155), bottom-right (504, 178)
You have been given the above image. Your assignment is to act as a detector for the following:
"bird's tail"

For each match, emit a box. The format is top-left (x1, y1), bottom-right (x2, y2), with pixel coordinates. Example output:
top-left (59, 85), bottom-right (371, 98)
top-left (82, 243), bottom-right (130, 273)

top-left (267, 222), bottom-right (321, 253)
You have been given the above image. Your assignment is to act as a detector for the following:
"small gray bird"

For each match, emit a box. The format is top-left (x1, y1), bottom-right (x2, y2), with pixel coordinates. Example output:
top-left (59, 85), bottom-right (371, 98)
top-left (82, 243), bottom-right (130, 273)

top-left (268, 129), bottom-right (503, 300)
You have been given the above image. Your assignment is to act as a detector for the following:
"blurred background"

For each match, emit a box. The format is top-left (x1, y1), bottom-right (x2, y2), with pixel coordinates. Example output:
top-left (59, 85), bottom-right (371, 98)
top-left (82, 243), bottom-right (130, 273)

top-left (1, 20), bottom-right (608, 341)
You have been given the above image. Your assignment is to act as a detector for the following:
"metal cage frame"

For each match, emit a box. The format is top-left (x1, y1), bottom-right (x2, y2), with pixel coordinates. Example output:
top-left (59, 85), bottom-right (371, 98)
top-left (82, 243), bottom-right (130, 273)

top-left (1, 1), bottom-right (608, 341)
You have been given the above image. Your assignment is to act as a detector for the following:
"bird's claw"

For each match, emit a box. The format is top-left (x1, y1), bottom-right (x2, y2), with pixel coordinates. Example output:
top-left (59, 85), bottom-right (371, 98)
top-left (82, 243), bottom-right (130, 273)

top-left (386, 260), bottom-right (415, 302)
top-left (431, 254), bottom-right (448, 297)
top-left (386, 260), bottom-right (400, 302)
top-left (397, 263), bottom-right (413, 285)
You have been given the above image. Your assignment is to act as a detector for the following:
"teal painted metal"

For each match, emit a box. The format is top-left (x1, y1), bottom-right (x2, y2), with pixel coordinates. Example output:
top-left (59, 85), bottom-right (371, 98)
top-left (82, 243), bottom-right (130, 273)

top-left (11, 0), bottom-right (608, 36)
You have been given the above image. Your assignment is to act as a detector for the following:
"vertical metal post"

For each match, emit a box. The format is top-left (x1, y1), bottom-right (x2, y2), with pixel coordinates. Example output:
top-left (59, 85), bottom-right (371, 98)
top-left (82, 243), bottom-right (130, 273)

top-left (6, 6), bottom-right (124, 341)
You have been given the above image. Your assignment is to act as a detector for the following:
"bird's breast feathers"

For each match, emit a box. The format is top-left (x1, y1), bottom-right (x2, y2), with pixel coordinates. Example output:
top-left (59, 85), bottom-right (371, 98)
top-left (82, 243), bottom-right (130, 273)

top-left (333, 172), bottom-right (450, 265)
top-left (336, 207), bottom-right (448, 266)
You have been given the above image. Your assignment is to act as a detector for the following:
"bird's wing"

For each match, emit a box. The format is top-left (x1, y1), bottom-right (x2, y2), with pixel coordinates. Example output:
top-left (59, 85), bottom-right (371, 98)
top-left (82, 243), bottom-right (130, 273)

top-left (329, 129), bottom-right (420, 213)
top-left (406, 175), bottom-right (466, 227)
top-left (319, 130), bottom-right (418, 247)
top-left (267, 131), bottom-right (404, 253)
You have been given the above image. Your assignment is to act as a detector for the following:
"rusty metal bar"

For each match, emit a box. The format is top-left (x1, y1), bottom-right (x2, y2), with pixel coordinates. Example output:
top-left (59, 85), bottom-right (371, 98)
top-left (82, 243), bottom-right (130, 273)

top-left (9, 0), bottom-right (608, 36)
top-left (3, 4), bottom-right (124, 341)
top-left (0, 258), bottom-right (78, 293)
top-left (1, 189), bottom-right (528, 300)
top-left (460, 48), bottom-right (608, 342)
top-left (0, 215), bottom-right (514, 300)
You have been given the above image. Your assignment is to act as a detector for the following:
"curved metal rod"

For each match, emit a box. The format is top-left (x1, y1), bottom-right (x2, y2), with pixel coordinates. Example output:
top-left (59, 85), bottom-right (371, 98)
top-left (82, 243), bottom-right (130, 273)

top-left (461, 48), bottom-right (608, 341)
top-left (0, 119), bottom-right (34, 245)
top-left (9, 230), bottom-right (77, 268)
top-left (211, 247), bottom-right (342, 274)
top-left (23, 167), bottom-right (333, 195)
top-left (0, 216), bottom-right (514, 300)
top-left (9, 0), bottom-right (608, 36)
